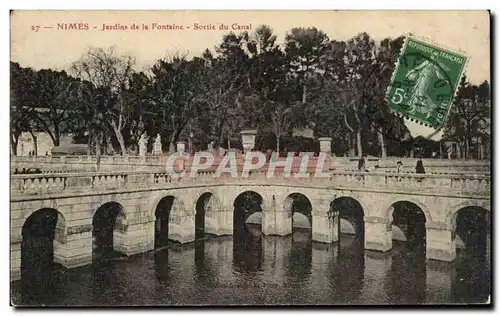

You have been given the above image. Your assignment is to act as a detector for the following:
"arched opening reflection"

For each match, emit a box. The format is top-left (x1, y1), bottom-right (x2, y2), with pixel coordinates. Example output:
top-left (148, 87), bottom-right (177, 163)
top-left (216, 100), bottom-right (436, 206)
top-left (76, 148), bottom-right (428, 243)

top-left (330, 197), bottom-right (365, 300)
top-left (92, 202), bottom-right (126, 260)
top-left (233, 191), bottom-right (263, 272)
top-left (389, 201), bottom-right (427, 303)
top-left (452, 206), bottom-right (490, 303)
top-left (21, 208), bottom-right (64, 303)
top-left (154, 196), bottom-right (175, 249)
top-left (284, 193), bottom-right (313, 281)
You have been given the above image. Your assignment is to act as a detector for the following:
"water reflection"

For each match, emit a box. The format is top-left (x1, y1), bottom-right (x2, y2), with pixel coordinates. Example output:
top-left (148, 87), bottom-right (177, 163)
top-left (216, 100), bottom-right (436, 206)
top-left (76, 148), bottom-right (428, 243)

top-left (12, 232), bottom-right (490, 306)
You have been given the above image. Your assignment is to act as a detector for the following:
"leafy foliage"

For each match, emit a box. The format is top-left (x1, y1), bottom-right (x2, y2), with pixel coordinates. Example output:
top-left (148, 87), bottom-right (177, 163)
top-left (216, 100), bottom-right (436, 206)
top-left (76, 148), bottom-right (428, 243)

top-left (10, 27), bottom-right (489, 158)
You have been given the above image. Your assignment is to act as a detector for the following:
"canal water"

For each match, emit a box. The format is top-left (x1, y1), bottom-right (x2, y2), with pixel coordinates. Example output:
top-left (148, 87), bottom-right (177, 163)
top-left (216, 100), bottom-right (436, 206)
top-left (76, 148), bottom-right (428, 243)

top-left (11, 226), bottom-right (490, 306)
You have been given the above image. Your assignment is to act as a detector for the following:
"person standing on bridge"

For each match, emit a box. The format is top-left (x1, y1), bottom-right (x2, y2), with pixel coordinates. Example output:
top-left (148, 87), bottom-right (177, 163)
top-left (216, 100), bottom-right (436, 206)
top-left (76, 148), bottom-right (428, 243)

top-left (358, 156), bottom-right (366, 172)
top-left (415, 158), bottom-right (425, 174)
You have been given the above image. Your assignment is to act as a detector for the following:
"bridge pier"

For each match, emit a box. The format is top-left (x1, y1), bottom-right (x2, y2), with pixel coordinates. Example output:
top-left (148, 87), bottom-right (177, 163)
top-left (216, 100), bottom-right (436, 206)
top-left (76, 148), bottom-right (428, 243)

top-left (425, 226), bottom-right (456, 262)
top-left (114, 222), bottom-right (155, 255)
top-left (53, 227), bottom-right (93, 269)
top-left (312, 213), bottom-right (338, 243)
top-left (10, 243), bottom-right (21, 281)
top-left (364, 217), bottom-right (392, 252)
top-left (169, 212), bottom-right (196, 244)
top-left (262, 208), bottom-right (292, 236)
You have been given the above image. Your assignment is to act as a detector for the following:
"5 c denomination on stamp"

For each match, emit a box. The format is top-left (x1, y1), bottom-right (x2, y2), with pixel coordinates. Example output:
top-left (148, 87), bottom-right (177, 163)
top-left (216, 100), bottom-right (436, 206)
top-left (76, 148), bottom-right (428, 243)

top-left (386, 36), bottom-right (467, 129)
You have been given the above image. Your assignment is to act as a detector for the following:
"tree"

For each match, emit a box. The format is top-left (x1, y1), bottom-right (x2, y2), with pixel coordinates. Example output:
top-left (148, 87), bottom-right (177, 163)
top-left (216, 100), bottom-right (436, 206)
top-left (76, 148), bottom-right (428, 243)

top-left (284, 27), bottom-right (329, 105)
top-left (149, 54), bottom-right (209, 153)
top-left (444, 78), bottom-right (490, 158)
top-left (71, 46), bottom-right (136, 155)
top-left (123, 71), bottom-right (153, 154)
top-left (29, 69), bottom-right (81, 147)
top-left (10, 62), bottom-right (36, 155)
top-left (369, 36), bottom-right (406, 157)
top-left (211, 32), bottom-right (253, 149)
top-left (339, 32), bottom-right (377, 157)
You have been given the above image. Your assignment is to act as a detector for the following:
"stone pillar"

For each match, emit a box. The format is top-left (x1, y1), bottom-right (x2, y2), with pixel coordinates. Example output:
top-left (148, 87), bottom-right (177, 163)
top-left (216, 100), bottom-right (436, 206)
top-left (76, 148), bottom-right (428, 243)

top-left (204, 207), bottom-right (233, 236)
top-left (114, 221), bottom-right (155, 255)
top-left (168, 209), bottom-right (195, 244)
top-left (53, 224), bottom-right (93, 269)
top-left (216, 209), bottom-right (233, 235)
top-left (312, 212), bottom-right (338, 243)
top-left (240, 129), bottom-right (257, 153)
top-left (176, 141), bottom-right (186, 154)
top-left (139, 133), bottom-right (148, 157)
top-left (318, 137), bottom-right (332, 154)
top-left (262, 208), bottom-right (292, 236)
top-left (204, 206), bottom-right (218, 236)
top-left (10, 242), bottom-right (21, 281)
top-left (153, 134), bottom-right (162, 155)
top-left (364, 216), bottom-right (392, 252)
top-left (426, 226), bottom-right (456, 262)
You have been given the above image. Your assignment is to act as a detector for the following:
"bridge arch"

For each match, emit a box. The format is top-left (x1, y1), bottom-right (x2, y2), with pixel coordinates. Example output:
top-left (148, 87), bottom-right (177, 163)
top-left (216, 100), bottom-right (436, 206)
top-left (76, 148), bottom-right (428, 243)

top-left (330, 196), bottom-right (365, 237)
top-left (445, 200), bottom-right (491, 228)
top-left (21, 208), bottom-right (66, 297)
top-left (387, 200), bottom-right (427, 252)
top-left (154, 195), bottom-right (185, 248)
top-left (92, 202), bottom-right (126, 259)
top-left (148, 192), bottom-right (187, 220)
top-left (385, 198), bottom-right (432, 224)
top-left (284, 193), bottom-right (313, 232)
top-left (446, 201), bottom-right (490, 253)
top-left (195, 192), bottom-right (222, 238)
top-left (233, 191), bottom-right (264, 233)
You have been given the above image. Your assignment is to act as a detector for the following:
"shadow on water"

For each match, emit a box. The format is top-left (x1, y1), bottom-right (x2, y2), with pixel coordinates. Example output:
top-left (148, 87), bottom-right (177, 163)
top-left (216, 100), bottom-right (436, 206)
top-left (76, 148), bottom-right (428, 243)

top-left (233, 223), bottom-right (263, 273)
top-left (287, 228), bottom-right (312, 281)
top-left (12, 220), bottom-right (491, 305)
top-left (335, 234), bottom-right (365, 302)
top-left (388, 241), bottom-right (427, 304)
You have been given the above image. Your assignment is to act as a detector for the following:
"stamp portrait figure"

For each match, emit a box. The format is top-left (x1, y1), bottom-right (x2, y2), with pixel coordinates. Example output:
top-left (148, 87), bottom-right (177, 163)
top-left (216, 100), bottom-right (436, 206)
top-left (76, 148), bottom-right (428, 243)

top-left (405, 54), bottom-right (449, 118)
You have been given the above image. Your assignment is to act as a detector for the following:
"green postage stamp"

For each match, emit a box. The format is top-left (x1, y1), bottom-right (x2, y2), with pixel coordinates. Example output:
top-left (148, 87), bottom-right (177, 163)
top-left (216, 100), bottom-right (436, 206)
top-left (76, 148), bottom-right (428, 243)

top-left (386, 36), bottom-right (467, 129)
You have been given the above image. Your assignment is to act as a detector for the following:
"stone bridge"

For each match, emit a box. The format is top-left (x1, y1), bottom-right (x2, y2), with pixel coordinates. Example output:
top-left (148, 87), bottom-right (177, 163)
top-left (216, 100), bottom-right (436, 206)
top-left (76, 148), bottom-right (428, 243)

top-left (10, 169), bottom-right (491, 281)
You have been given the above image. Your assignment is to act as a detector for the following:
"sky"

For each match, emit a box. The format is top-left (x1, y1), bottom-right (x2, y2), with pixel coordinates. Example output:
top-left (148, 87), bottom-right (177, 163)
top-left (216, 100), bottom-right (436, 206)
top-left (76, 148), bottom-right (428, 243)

top-left (10, 10), bottom-right (490, 139)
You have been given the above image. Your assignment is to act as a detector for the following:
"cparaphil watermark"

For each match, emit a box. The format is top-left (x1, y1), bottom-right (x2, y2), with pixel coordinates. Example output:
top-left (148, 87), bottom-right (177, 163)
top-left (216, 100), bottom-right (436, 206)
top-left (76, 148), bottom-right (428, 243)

top-left (165, 152), bottom-right (331, 179)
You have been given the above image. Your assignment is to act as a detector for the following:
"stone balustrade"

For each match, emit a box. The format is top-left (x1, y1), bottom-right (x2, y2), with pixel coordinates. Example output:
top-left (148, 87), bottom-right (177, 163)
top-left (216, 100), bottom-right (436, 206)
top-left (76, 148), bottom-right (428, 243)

top-left (329, 171), bottom-right (490, 195)
top-left (11, 154), bottom-right (490, 177)
top-left (11, 169), bottom-right (490, 198)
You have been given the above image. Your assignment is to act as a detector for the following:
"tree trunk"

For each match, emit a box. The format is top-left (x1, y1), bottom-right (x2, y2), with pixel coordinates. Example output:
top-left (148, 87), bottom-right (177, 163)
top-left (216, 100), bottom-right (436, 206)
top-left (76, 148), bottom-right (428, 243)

top-left (113, 127), bottom-right (126, 156)
top-left (356, 129), bottom-right (363, 157)
top-left (169, 131), bottom-right (176, 154)
top-left (54, 125), bottom-right (60, 147)
top-left (378, 128), bottom-right (387, 158)
top-left (87, 132), bottom-right (93, 156)
top-left (110, 119), bottom-right (126, 155)
top-left (302, 84), bottom-right (307, 104)
top-left (216, 119), bottom-right (225, 150)
top-left (227, 136), bottom-right (231, 150)
top-left (29, 130), bottom-right (38, 156)
top-left (106, 134), bottom-right (114, 155)
top-left (11, 134), bottom-right (19, 156)
top-left (466, 126), bottom-right (471, 160)
top-left (276, 134), bottom-right (280, 155)
top-left (96, 132), bottom-right (102, 157)
top-left (348, 133), bottom-right (355, 157)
